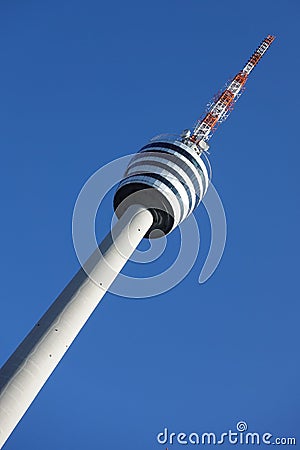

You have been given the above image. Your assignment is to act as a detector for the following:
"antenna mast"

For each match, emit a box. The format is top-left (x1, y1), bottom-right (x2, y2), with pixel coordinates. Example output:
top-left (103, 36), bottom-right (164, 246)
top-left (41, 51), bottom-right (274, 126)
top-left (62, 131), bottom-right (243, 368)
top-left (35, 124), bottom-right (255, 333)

top-left (186, 35), bottom-right (275, 148)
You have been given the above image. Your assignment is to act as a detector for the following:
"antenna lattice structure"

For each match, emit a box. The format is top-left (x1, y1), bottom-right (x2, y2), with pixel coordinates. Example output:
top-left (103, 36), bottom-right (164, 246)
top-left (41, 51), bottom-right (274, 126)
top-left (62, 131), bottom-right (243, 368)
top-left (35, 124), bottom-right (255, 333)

top-left (188, 35), bottom-right (275, 147)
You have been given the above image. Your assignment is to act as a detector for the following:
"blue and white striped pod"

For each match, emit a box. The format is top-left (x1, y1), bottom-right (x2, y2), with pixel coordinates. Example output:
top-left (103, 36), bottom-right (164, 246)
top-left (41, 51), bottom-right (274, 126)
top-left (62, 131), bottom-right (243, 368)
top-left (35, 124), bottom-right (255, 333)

top-left (114, 137), bottom-right (210, 237)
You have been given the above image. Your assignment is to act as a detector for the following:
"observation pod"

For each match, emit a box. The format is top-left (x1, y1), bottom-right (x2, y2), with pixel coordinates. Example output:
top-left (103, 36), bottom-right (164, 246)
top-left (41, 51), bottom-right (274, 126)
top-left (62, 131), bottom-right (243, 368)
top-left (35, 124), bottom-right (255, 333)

top-left (114, 134), bottom-right (211, 238)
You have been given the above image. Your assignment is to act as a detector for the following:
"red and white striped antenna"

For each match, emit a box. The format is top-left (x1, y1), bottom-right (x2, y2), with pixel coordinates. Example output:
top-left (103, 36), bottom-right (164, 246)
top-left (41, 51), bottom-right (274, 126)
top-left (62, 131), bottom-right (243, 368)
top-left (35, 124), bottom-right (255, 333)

top-left (190, 35), bottom-right (275, 145)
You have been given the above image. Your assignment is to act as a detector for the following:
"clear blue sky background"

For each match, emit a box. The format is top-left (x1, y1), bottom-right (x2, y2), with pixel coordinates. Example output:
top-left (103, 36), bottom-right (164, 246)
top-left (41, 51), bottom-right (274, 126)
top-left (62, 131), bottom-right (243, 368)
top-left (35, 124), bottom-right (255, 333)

top-left (0, 1), bottom-right (299, 449)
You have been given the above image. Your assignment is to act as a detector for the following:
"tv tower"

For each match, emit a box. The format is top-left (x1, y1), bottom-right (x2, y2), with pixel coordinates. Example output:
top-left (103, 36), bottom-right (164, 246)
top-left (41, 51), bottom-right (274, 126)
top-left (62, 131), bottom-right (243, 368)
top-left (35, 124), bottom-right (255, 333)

top-left (0, 35), bottom-right (275, 448)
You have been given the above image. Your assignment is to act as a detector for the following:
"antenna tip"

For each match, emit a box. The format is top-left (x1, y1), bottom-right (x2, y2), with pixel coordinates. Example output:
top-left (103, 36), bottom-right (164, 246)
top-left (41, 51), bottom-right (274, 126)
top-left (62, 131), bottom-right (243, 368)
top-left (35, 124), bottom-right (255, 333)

top-left (266, 34), bottom-right (276, 43)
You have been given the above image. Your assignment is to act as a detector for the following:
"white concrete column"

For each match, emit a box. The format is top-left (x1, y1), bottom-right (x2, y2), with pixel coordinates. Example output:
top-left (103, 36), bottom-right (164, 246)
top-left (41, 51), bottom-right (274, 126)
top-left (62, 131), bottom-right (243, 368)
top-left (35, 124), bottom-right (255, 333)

top-left (0, 205), bottom-right (153, 448)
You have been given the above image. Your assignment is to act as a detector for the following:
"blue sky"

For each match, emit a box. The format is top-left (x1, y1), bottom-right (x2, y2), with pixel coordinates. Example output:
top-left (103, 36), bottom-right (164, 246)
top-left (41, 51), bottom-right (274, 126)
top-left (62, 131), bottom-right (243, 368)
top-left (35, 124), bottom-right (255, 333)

top-left (0, 0), bottom-right (299, 448)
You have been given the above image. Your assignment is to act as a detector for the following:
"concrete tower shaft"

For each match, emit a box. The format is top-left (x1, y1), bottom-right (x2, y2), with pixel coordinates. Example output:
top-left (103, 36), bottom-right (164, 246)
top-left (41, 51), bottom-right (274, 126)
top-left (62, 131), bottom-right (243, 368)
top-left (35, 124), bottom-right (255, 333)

top-left (0, 206), bottom-right (153, 449)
